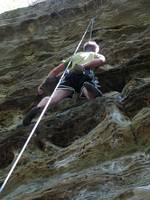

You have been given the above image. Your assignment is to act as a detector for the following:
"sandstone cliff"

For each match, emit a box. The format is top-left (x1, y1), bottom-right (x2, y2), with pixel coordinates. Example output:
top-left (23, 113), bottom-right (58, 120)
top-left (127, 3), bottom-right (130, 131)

top-left (0, 0), bottom-right (150, 199)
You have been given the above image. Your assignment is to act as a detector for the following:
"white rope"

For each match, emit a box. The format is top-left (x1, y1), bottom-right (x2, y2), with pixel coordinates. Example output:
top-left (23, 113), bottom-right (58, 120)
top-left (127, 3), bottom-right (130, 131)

top-left (89, 17), bottom-right (96, 40)
top-left (0, 18), bottom-right (94, 193)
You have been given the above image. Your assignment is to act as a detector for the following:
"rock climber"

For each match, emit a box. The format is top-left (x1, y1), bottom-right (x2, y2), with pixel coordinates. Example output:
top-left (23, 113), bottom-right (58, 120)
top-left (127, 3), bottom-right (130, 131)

top-left (23, 41), bottom-right (106, 126)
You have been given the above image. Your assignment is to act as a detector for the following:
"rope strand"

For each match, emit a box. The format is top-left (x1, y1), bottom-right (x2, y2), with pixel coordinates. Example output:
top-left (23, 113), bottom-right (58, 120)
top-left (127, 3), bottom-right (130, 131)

top-left (89, 17), bottom-right (96, 41)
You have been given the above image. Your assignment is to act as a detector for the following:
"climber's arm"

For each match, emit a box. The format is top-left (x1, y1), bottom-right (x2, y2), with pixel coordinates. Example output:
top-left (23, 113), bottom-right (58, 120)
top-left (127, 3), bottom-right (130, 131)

top-left (37, 63), bottom-right (65, 95)
top-left (84, 55), bottom-right (106, 69)
top-left (48, 63), bottom-right (65, 77)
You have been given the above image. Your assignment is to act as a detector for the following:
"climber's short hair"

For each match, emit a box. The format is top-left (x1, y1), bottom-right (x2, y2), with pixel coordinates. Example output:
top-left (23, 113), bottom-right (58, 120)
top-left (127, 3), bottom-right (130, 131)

top-left (83, 41), bottom-right (100, 53)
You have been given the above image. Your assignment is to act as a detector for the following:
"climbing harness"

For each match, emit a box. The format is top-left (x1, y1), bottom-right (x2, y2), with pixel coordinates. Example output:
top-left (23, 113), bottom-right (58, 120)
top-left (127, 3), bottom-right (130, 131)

top-left (0, 17), bottom-right (96, 193)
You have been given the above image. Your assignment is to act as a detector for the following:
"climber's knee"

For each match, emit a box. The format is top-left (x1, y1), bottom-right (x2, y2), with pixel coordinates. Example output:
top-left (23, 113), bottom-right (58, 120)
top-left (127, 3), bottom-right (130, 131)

top-left (37, 96), bottom-right (50, 108)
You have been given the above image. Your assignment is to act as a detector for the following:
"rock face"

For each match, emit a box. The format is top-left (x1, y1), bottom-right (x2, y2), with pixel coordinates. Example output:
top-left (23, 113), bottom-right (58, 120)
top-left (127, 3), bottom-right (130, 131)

top-left (0, 0), bottom-right (150, 199)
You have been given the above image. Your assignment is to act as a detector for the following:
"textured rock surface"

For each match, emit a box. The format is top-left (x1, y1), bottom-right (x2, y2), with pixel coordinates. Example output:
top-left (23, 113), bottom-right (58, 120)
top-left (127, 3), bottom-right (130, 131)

top-left (0, 0), bottom-right (150, 199)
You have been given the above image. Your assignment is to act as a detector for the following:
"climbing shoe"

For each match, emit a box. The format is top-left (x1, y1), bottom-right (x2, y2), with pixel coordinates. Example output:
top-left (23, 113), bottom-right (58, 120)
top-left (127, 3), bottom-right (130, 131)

top-left (83, 82), bottom-right (103, 97)
top-left (23, 107), bottom-right (41, 126)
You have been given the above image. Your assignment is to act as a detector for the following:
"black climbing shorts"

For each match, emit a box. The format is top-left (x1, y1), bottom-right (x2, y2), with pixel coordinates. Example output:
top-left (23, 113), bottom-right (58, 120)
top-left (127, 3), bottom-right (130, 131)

top-left (57, 71), bottom-right (101, 97)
